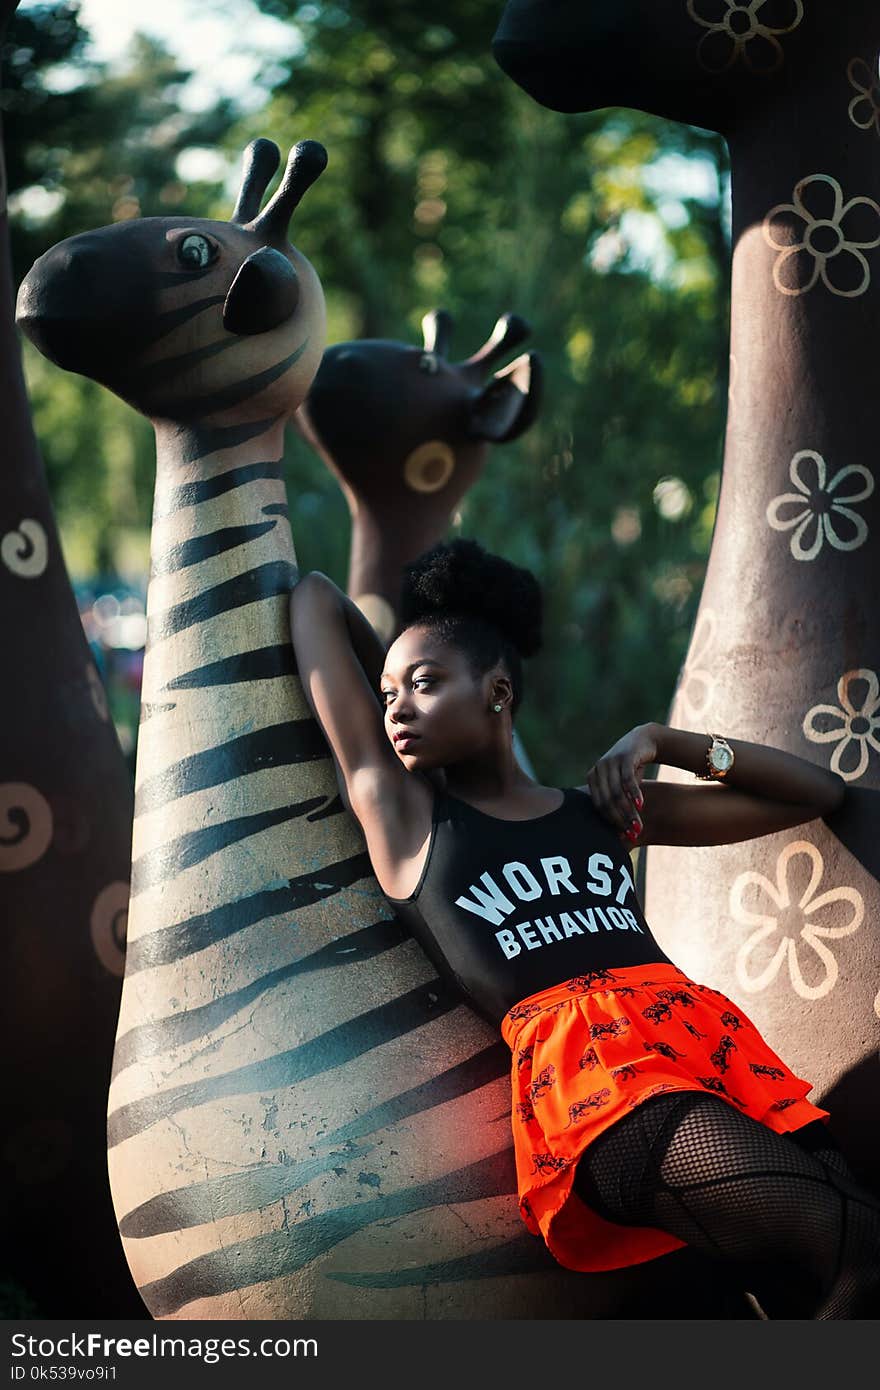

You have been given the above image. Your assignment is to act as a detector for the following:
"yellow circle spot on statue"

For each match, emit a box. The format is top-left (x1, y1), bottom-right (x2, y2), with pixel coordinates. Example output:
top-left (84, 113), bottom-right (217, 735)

top-left (90, 881), bottom-right (129, 977)
top-left (403, 439), bottom-right (455, 493)
top-left (0, 783), bottom-right (53, 871)
top-left (355, 593), bottom-right (396, 646)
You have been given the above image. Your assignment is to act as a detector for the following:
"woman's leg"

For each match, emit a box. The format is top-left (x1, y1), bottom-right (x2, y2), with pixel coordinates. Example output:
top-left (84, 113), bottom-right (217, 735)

top-left (755, 1119), bottom-right (866, 1315)
top-left (572, 1091), bottom-right (880, 1318)
top-left (787, 1117), bottom-right (857, 1179)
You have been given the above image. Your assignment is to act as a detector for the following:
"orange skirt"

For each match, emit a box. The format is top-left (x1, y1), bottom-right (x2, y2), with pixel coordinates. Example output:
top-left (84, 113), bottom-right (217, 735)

top-left (501, 962), bottom-right (830, 1274)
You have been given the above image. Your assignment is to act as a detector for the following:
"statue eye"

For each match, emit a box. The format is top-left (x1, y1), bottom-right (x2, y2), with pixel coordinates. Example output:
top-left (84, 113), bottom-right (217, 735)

top-left (177, 233), bottom-right (216, 269)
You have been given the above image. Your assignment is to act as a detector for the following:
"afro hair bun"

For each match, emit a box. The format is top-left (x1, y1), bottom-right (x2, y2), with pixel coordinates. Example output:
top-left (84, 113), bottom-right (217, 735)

top-left (398, 538), bottom-right (543, 659)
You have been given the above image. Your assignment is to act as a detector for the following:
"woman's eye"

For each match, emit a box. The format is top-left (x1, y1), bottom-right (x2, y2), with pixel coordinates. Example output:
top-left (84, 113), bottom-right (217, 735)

top-left (177, 234), bottom-right (216, 269)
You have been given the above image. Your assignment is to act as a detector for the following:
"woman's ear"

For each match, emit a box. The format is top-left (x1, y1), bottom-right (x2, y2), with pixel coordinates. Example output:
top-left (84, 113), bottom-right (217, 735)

top-left (490, 675), bottom-right (515, 709)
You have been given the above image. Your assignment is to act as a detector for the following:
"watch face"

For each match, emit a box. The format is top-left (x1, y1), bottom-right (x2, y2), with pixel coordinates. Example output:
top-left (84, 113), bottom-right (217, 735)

top-left (712, 746), bottom-right (733, 770)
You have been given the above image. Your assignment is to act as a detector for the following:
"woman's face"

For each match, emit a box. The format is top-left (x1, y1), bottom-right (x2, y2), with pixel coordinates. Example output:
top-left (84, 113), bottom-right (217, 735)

top-left (379, 624), bottom-right (507, 769)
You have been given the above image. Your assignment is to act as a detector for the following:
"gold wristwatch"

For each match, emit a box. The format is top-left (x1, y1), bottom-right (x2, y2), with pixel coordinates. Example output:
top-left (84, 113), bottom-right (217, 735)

top-left (695, 732), bottom-right (735, 781)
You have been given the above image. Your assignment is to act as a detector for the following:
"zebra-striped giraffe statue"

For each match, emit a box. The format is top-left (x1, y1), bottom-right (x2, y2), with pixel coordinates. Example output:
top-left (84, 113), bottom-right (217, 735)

top-left (1, 0), bottom-right (141, 1315)
top-left (296, 307), bottom-right (541, 777)
top-left (493, 0), bottom-right (880, 1188)
top-left (16, 136), bottom-right (614, 1319)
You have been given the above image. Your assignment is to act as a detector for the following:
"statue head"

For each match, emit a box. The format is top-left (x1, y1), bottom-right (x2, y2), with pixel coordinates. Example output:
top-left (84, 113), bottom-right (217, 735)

top-left (492, 0), bottom-right (826, 130)
top-left (298, 309), bottom-right (541, 504)
top-left (16, 138), bottom-right (327, 425)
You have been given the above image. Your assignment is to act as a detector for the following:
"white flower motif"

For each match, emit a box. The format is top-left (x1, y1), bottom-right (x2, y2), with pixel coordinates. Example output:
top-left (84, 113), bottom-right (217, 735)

top-left (847, 56), bottom-right (880, 138)
top-left (731, 841), bottom-right (863, 1000)
top-left (687, 0), bottom-right (804, 75)
top-left (803, 669), bottom-right (880, 781)
top-left (675, 607), bottom-right (718, 726)
top-left (766, 450), bottom-right (873, 560)
top-left (763, 174), bottom-right (880, 297)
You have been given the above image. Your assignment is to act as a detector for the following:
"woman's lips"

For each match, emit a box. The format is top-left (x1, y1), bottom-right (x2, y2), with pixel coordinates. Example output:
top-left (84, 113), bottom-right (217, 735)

top-left (394, 733), bottom-right (420, 750)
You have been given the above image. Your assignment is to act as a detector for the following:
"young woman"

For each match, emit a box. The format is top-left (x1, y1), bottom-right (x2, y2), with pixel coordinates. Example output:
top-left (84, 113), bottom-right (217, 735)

top-left (289, 537), bottom-right (880, 1318)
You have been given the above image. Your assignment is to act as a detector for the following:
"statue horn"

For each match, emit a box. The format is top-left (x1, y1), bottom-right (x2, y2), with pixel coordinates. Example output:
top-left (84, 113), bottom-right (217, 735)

top-left (422, 309), bottom-right (454, 357)
top-left (231, 138), bottom-right (281, 225)
top-left (252, 140), bottom-right (328, 242)
top-left (463, 313), bottom-right (531, 372)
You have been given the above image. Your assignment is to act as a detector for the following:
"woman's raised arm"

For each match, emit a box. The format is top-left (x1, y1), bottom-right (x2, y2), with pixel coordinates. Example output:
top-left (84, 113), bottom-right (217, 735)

top-left (288, 571), bottom-right (406, 813)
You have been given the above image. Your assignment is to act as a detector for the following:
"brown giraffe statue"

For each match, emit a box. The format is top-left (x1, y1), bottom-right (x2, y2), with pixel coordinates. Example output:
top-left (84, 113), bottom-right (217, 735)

top-left (493, 0), bottom-right (880, 1189)
top-left (295, 309), bottom-right (540, 644)
top-left (295, 309), bottom-right (541, 776)
top-left (0, 0), bottom-right (142, 1316)
top-left (19, 136), bottom-right (634, 1319)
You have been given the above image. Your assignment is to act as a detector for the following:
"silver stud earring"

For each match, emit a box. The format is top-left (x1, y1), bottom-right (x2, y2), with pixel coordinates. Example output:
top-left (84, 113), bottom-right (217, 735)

top-left (493, 703), bottom-right (502, 712)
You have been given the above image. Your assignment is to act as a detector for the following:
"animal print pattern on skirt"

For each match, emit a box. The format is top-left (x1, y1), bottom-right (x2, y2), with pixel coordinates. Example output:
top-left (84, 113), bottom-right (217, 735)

top-left (501, 962), bottom-right (830, 1273)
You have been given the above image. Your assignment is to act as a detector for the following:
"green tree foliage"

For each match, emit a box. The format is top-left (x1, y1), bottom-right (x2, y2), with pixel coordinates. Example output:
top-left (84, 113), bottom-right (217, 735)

top-left (2, 2), bottom-right (238, 574)
top-left (8, 1), bottom-right (733, 782)
top-left (248, 0), bottom-right (731, 781)
top-left (3, 4), bottom-right (237, 273)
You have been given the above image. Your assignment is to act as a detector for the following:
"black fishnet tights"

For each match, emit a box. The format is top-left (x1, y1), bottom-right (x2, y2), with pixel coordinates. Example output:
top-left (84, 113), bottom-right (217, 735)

top-left (572, 1092), bottom-right (880, 1318)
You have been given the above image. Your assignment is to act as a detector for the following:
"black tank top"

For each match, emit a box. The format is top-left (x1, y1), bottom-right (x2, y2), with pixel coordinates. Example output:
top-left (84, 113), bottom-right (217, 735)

top-left (384, 783), bottom-right (673, 1027)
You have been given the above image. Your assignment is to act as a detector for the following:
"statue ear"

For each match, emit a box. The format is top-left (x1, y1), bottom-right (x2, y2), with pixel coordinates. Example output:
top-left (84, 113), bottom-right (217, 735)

top-left (223, 246), bottom-right (300, 335)
top-left (466, 351), bottom-right (543, 442)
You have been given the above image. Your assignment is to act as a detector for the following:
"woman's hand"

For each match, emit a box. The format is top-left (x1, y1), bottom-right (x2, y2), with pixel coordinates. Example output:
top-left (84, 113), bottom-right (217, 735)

top-left (585, 724), bottom-right (659, 844)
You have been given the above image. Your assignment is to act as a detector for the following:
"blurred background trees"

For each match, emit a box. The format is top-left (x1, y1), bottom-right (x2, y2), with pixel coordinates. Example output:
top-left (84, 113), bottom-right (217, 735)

top-left (3, 0), bottom-right (731, 781)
